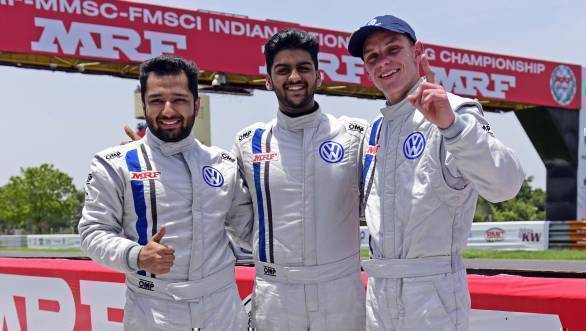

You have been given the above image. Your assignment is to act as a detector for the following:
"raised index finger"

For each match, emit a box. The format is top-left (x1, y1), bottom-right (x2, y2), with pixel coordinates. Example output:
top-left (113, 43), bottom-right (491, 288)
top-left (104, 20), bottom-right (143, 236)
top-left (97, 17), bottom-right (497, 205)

top-left (420, 55), bottom-right (435, 84)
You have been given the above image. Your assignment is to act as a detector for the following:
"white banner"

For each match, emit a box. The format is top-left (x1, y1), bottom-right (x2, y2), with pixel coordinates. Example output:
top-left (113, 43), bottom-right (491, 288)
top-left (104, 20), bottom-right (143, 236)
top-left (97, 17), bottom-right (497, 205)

top-left (467, 221), bottom-right (549, 250)
top-left (27, 234), bottom-right (81, 249)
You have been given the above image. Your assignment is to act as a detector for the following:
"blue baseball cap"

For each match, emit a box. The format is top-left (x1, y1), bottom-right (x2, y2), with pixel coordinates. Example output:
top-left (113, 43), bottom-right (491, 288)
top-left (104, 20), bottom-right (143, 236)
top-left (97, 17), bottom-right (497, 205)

top-left (348, 15), bottom-right (417, 59)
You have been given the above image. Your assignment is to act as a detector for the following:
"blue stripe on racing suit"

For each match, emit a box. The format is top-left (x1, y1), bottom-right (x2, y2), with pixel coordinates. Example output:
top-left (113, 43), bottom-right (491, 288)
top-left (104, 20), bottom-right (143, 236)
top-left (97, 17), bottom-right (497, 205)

top-left (361, 117), bottom-right (383, 193)
top-left (252, 128), bottom-right (267, 262)
top-left (126, 148), bottom-right (148, 276)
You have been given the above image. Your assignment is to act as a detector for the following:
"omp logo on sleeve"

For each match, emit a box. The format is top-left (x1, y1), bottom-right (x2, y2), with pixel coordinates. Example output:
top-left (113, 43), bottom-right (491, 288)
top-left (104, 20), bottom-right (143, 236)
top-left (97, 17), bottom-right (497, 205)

top-left (238, 130), bottom-right (252, 142)
top-left (319, 141), bottom-right (344, 163)
top-left (252, 152), bottom-right (280, 163)
top-left (403, 132), bottom-right (426, 160)
top-left (104, 151), bottom-right (122, 160)
top-left (202, 166), bottom-right (224, 187)
top-left (550, 65), bottom-right (576, 106)
top-left (130, 171), bottom-right (161, 180)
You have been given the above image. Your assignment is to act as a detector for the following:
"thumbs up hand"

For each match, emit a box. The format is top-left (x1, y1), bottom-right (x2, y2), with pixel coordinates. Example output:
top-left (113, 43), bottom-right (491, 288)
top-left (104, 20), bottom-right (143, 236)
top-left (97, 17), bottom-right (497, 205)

top-left (407, 54), bottom-right (455, 129)
top-left (138, 226), bottom-right (175, 275)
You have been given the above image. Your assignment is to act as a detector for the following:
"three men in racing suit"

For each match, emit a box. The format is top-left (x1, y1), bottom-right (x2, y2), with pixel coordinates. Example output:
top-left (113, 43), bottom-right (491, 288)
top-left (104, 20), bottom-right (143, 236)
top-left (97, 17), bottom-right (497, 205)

top-left (347, 15), bottom-right (525, 330)
top-left (79, 55), bottom-right (252, 330)
top-left (232, 28), bottom-right (367, 330)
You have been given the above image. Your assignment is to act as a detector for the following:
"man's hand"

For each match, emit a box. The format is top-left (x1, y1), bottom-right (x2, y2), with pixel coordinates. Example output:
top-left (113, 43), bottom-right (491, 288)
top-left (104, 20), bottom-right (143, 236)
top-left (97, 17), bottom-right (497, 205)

top-left (407, 55), bottom-right (455, 129)
top-left (138, 226), bottom-right (175, 274)
top-left (121, 125), bottom-right (142, 145)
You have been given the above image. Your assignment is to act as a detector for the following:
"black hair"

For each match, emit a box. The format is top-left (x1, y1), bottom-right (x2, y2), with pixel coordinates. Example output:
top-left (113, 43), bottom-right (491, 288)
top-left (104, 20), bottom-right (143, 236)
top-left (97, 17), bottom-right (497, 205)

top-left (264, 28), bottom-right (319, 75)
top-left (139, 55), bottom-right (199, 102)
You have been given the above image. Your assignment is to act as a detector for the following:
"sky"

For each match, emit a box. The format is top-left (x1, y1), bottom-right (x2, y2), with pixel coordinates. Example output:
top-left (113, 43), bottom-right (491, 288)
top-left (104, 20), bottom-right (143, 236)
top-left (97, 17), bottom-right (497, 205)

top-left (1, 0), bottom-right (585, 190)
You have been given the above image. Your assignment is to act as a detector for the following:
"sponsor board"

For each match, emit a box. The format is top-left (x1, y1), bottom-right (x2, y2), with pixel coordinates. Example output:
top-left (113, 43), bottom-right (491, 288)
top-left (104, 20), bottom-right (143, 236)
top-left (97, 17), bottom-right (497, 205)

top-left (0, 0), bottom-right (580, 108)
top-left (0, 258), bottom-right (573, 330)
top-left (468, 221), bottom-right (549, 250)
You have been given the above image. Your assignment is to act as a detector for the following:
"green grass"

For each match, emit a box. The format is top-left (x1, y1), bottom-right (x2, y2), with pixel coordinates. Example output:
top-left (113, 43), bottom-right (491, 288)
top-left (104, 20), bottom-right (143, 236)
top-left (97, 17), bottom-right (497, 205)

top-left (463, 249), bottom-right (586, 260)
top-left (0, 247), bottom-right (82, 253)
top-left (361, 249), bottom-right (586, 260)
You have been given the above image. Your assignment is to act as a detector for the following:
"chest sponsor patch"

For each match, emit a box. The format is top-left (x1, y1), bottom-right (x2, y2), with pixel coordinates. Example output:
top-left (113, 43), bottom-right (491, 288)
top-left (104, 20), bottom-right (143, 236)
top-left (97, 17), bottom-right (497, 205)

top-left (319, 141), bottom-right (344, 163)
top-left (130, 171), bottom-right (161, 181)
top-left (366, 144), bottom-right (381, 155)
top-left (252, 152), bottom-right (280, 163)
top-left (202, 166), bottom-right (224, 187)
top-left (403, 132), bottom-right (426, 160)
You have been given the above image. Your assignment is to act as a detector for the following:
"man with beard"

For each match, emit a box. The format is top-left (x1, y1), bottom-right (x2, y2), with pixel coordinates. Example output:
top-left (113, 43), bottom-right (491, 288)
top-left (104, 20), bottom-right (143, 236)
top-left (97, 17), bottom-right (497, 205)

top-left (232, 28), bottom-right (367, 330)
top-left (78, 55), bottom-right (252, 331)
top-left (347, 16), bottom-right (525, 330)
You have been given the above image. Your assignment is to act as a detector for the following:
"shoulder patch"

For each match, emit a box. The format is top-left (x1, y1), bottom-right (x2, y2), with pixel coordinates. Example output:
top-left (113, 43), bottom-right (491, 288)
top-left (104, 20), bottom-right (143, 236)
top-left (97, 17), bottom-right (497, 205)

top-left (104, 151), bottom-right (123, 160)
top-left (238, 129), bottom-right (253, 142)
top-left (221, 152), bottom-right (236, 163)
top-left (348, 122), bottom-right (365, 134)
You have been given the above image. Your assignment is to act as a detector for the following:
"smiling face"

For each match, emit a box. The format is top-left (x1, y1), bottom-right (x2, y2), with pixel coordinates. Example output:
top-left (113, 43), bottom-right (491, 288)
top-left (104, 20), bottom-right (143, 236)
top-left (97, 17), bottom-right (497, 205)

top-left (144, 72), bottom-right (199, 142)
top-left (266, 48), bottom-right (321, 114)
top-left (362, 30), bottom-right (423, 104)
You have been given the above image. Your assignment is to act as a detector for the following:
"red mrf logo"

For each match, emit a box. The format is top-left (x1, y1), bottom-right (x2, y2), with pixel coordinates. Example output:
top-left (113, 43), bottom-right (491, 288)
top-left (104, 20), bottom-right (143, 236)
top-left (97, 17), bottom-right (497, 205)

top-left (130, 171), bottom-right (161, 180)
top-left (252, 152), bottom-right (280, 163)
top-left (366, 145), bottom-right (380, 155)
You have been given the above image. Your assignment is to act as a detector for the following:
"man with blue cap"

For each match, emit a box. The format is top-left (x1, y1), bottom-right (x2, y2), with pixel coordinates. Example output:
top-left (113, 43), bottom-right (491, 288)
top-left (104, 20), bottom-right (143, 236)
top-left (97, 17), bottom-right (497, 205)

top-left (348, 16), bottom-right (525, 330)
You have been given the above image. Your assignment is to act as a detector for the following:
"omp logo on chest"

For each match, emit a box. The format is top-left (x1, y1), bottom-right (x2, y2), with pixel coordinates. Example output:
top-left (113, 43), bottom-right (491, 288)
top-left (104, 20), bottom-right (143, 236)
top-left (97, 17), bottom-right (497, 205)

top-left (138, 279), bottom-right (155, 291)
top-left (252, 152), bottom-right (280, 163)
top-left (130, 171), bottom-right (161, 180)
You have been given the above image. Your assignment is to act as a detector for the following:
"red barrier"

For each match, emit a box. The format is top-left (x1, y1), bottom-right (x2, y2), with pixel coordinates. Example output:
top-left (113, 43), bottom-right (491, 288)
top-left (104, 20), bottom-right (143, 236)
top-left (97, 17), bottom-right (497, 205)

top-left (469, 274), bottom-right (586, 331)
top-left (0, 258), bottom-right (583, 330)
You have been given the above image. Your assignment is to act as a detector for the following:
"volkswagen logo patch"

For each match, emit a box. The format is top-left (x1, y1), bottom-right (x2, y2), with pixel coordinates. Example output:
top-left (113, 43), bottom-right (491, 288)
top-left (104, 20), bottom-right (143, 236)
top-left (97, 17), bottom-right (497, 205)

top-left (319, 141), bottom-right (344, 163)
top-left (202, 166), bottom-right (224, 187)
top-left (403, 132), bottom-right (426, 160)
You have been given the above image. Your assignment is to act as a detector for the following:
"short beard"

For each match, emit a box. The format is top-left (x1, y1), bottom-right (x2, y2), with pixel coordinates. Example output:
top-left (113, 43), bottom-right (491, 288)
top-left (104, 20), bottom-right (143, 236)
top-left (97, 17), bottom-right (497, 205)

top-left (146, 115), bottom-right (196, 143)
top-left (276, 89), bottom-right (314, 113)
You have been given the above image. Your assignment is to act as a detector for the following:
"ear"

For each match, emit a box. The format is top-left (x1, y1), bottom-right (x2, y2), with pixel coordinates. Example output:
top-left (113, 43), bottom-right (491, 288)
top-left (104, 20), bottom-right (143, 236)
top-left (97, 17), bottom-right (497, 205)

top-left (194, 97), bottom-right (200, 117)
top-left (265, 75), bottom-right (274, 91)
top-left (414, 40), bottom-right (424, 58)
top-left (316, 70), bottom-right (322, 88)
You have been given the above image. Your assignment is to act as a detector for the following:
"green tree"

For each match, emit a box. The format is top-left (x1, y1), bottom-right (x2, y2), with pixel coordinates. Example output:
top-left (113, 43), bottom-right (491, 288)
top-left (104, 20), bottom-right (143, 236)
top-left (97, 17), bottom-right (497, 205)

top-left (0, 164), bottom-right (83, 234)
top-left (474, 176), bottom-right (545, 222)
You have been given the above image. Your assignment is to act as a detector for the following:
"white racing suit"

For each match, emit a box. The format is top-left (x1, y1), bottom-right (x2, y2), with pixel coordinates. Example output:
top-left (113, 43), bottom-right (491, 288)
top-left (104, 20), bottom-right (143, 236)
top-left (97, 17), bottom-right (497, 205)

top-left (233, 107), bottom-right (367, 330)
top-left (361, 80), bottom-right (525, 330)
top-left (79, 130), bottom-right (252, 331)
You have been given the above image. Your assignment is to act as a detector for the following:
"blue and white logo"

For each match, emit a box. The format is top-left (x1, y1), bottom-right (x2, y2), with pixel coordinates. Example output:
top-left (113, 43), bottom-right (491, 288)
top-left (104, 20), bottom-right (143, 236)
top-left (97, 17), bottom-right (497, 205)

top-left (403, 132), bottom-right (426, 160)
top-left (202, 166), bottom-right (224, 187)
top-left (550, 65), bottom-right (576, 106)
top-left (319, 141), bottom-right (344, 163)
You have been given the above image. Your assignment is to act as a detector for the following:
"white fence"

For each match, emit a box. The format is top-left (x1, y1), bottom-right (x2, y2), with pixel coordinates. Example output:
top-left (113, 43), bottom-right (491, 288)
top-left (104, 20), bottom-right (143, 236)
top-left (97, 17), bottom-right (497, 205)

top-left (360, 221), bottom-right (550, 252)
top-left (2, 222), bottom-right (550, 251)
